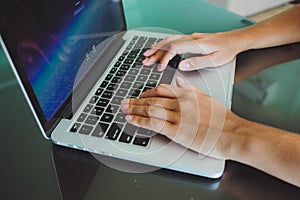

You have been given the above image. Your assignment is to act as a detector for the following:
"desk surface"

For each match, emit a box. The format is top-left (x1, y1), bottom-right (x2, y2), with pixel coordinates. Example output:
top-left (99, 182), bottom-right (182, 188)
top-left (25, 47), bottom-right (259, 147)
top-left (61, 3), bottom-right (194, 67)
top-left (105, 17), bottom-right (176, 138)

top-left (1, 1), bottom-right (300, 199)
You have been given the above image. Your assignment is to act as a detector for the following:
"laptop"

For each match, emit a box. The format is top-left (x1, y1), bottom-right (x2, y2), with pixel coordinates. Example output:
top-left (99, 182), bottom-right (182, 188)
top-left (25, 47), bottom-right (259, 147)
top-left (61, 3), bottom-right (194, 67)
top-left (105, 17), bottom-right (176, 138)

top-left (0, 0), bottom-right (235, 178)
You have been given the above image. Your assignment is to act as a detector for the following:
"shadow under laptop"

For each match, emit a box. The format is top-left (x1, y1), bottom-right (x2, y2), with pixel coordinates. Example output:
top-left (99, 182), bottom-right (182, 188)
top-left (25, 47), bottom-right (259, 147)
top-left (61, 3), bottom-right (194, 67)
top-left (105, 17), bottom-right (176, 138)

top-left (51, 144), bottom-right (223, 200)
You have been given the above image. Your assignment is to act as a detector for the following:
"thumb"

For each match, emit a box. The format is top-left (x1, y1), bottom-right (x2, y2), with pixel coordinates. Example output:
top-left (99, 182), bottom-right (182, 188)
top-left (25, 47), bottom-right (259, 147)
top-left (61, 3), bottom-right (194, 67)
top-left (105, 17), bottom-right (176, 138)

top-left (175, 76), bottom-right (198, 91)
top-left (179, 55), bottom-right (218, 71)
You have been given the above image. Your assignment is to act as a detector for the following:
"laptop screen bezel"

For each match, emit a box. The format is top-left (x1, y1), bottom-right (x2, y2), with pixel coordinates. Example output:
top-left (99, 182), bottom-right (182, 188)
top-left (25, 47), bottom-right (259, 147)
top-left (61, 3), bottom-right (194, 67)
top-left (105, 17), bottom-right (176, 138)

top-left (0, 0), bottom-right (128, 138)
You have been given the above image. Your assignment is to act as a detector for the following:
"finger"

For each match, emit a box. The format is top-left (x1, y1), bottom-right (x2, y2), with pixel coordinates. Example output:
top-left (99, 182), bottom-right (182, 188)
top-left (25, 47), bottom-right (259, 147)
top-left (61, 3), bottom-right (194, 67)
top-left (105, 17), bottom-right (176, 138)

top-left (178, 53), bottom-right (220, 71)
top-left (140, 84), bottom-right (185, 99)
top-left (156, 39), bottom-right (204, 70)
top-left (143, 49), bottom-right (169, 66)
top-left (175, 76), bottom-right (198, 91)
top-left (121, 97), bottom-right (179, 111)
top-left (125, 104), bottom-right (179, 124)
top-left (144, 35), bottom-right (194, 67)
top-left (143, 34), bottom-right (184, 57)
top-left (125, 114), bottom-right (176, 136)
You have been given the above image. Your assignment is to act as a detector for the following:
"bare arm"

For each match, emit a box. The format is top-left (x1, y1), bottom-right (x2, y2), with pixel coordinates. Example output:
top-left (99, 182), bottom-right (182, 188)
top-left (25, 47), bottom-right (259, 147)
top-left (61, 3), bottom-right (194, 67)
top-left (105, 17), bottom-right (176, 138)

top-left (230, 118), bottom-right (300, 187)
top-left (142, 5), bottom-right (300, 71)
top-left (121, 78), bottom-right (300, 187)
top-left (241, 5), bottom-right (300, 49)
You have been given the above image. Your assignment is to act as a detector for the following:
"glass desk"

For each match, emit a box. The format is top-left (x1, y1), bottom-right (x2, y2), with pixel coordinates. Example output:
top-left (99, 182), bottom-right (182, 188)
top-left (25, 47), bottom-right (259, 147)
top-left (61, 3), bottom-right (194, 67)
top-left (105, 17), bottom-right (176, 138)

top-left (1, 0), bottom-right (300, 199)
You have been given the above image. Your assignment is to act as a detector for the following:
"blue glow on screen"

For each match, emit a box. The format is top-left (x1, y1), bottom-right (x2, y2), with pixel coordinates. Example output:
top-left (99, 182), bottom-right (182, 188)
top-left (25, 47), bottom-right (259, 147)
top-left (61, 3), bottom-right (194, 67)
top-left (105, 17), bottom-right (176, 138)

top-left (18, 0), bottom-right (125, 121)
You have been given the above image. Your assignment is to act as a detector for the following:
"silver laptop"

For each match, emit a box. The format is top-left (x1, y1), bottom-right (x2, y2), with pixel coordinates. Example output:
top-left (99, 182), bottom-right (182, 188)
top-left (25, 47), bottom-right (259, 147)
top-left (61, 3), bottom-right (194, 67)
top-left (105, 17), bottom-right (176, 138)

top-left (0, 0), bottom-right (235, 178)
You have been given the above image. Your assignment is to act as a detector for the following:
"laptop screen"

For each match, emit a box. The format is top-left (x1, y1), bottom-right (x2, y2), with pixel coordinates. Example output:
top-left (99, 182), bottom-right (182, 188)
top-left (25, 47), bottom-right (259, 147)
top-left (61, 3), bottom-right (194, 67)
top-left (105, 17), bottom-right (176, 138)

top-left (0, 0), bottom-right (126, 132)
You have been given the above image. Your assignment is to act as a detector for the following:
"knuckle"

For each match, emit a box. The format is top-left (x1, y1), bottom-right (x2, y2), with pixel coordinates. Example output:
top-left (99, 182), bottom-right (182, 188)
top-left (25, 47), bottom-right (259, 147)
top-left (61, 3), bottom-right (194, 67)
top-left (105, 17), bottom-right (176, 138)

top-left (145, 106), bottom-right (152, 116)
top-left (135, 116), bottom-right (148, 127)
top-left (154, 84), bottom-right (165, 94)
top-left (168, 43), bottom-right (177, 51)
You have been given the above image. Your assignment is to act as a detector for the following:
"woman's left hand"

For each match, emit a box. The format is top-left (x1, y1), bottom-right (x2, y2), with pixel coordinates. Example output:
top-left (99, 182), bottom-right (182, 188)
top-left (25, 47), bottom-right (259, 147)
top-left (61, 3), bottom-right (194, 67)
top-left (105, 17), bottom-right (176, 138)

top-left (121, 77), bottom-right (242, 159)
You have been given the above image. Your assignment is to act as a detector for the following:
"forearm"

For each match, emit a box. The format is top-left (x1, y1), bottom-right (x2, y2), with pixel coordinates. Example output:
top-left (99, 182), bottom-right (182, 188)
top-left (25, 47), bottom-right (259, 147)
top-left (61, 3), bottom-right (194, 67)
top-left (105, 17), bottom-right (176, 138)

top-left (227, 118), bottom-right (300, 187)
top-left (235, 5), bottom-right (300, 51)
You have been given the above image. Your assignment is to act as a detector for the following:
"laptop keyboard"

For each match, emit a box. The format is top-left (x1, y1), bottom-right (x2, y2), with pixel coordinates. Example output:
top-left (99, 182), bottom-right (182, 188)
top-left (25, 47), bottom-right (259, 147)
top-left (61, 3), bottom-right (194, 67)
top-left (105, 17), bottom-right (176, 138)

top-left (69, 35), bottom-right (169, 148)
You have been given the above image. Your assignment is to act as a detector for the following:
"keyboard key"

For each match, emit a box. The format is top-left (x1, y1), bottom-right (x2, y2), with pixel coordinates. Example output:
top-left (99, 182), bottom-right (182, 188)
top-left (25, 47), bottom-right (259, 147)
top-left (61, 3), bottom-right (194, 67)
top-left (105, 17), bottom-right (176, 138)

top-left (77, 113), bottom-right (87, 122)
top-left (123, 50), bottom-right (129, 55)
top-left (128, 53), bottom-right (138, 59)
top-left (132, 64), bottom-right (142, 69)
top-left (115, 113), bottom-right (126, 123)
top-left (111, 77), bottom-right (122, 84)
top-left (118, 56), bottom-right (125, 61)
top-left (128, 69), bottom-right (139, 76)
top-left (137, 37), bottom-right (147, 43)
top-left (111, 96), bottom-right (123, 105)
top-left (126, 45), bottom-right (133, 50)
top-left (106, 104), bottom-right (119, 113)
top-left (137, 129), bottom-right (156, 137)
top-left (120, 82), bottom-right (132, 89)
top-left (85, 115), bottom-right (99, 125)
top-left (100, 81), bottom-right (109, 88)
top-left (132, 82), bottom-right (144, 89)
top-left (149, 73), bottom-right (160, 80)
top-left (91, 107), bottom-right (105, 116)
top-left (137, 75), bottom-right (148, 82)
top-left (148, 37), bottom-right (156, 43)
top-left (110, 67), bottom-right (118, 74)
top-left (124, 59), bottom-right (134, 65)
top-left (101, 91), bottom-right (114, 99)
top-left (106, 123), bottom-right (123, 140)
top-left (146, 81), bottom-right (157, 88)
top-left (83, 104), bottom-right (93, 113)
top-left (107, 83), bottom-right (117, 91)
top-left (95, 88), bottom-right (103, 96)
top-left (78, 125), bottom-right (93, 135)
top-left (97, 98), bottom-right (110, 107)
top-left (116, 88), bottom-right (128, 97)
top-left (128, 89), bottom-right (141, 98)
top-left (91, 123), bottom-right (109, 138)
top-left (137, 127), bottom-right (150, 135)
top-left (116, 70), bottom-right (126, 77)
top-left (129, 40), bottom-right (136, 45)
top-left (100, 113), bottom-right (114, 123)
top-left (140, 69), bottom-right (151, 75)
top-left (124, 75), bottom-right (135, 82)
top-left (135, 57), bottom-right (144, 64)
top-left (70, 123), bottom-right (81, 133)
top-left (123, 123), bottom-right (138, 136)
top-left (89, 96), bottom-right (99, 104)
top-left (133, 136), bottom-right (150, 147)
top-left (134, 43), bottom-right (143, 49)
top-left (114, 61), bottom-right (121, 67)
top-left (169, 55), bottom-right (182, 69)
top-left (105, 73), bottom-right (113, 81)
top-left (120, 64), bottom-right (130, 71)
top-left (119, 132), bottom-right (133, 143)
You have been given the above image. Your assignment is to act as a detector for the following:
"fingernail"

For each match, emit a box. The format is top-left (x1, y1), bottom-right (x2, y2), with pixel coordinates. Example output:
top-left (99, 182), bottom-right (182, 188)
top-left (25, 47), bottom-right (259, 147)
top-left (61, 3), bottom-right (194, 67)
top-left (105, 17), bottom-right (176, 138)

top-left (179, 61), bottom-right (190, 71)
top-left (125, 115), bottom-right (133, 122)
top-left (157, 64), bottom-right (163, 71)
top-left (121, 99), bottom-right (130, 104)
top-left (121, 103), bottom-right (129, 112)
top-left (144, 49), bottom-right (151, 56)
top-left (142, 57), bottom-right (149, 64)
top-left (140, 92), bottom-right (146, 98)
top-left (176, 76), bottom-right (186, 85)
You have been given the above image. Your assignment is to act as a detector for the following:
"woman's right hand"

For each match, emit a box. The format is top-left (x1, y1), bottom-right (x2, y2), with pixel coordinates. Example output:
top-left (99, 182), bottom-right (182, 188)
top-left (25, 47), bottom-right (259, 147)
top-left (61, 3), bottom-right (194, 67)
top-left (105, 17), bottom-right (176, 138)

top-left (142, 30), bottom-right (249, 71)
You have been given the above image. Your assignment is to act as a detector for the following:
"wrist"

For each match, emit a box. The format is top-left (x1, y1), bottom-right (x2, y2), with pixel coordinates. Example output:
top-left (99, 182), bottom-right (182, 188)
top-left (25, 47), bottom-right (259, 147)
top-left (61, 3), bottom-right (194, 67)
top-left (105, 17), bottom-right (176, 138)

top-left (220, 116), bottom-right (253, 161)
top-left (229, 28), bottom-right (256, 53)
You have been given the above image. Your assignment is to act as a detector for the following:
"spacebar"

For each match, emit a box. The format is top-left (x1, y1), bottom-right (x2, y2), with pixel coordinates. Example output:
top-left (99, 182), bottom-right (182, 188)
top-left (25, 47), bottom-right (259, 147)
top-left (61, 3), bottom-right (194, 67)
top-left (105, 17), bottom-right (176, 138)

top-left (159, 67), bottom-right (175, 85)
